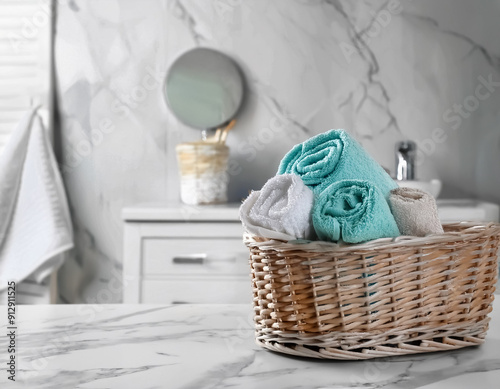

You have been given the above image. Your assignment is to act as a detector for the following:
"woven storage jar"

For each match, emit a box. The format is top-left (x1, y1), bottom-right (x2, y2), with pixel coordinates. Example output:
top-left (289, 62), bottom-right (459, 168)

top-left (176, 142), bottom-right (229, 205)
top-left (245, 222), bottom-right (500, 359)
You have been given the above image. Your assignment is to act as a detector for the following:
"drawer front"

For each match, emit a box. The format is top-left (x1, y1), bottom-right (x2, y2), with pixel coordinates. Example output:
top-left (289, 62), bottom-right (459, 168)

top-left (143, 237), bottom-right (249, 276)
top-left (141, 278), bottom-right (252, 304)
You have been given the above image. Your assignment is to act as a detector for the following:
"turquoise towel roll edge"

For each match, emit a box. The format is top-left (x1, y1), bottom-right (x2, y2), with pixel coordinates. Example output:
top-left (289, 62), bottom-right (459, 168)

top-left (312, 179), bottom-right (400, 244)
top-left (278, 129), bottom-right (397, 197)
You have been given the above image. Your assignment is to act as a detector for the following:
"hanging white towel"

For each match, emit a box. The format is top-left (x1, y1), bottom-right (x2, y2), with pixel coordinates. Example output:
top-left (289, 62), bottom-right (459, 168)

top-left (0, 109), bottom-right (73, 290)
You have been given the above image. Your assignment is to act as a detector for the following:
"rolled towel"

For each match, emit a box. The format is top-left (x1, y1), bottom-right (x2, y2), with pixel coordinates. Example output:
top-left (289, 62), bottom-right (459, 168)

top-left (389, 187), bottom-right (444, 236)
top-left (278, 129), bottom-right (397, 196)
top-left (313, 179), bottom-right (400, 243)
top-left (239, 174), bottom-right (314, 241)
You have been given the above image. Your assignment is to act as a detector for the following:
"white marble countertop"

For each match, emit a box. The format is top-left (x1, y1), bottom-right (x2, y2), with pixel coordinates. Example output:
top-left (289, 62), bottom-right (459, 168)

top-left (121, 200), bottom-right (499, 223)
top-left (1, 301), bottom-right (499, 389)
top-left (122, 202), bottom-right (241, 222)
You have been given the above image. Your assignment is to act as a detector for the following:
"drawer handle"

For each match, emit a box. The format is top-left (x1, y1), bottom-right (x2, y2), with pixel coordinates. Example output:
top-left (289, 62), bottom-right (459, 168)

top-left (172, 254), bottom-right (206, 264)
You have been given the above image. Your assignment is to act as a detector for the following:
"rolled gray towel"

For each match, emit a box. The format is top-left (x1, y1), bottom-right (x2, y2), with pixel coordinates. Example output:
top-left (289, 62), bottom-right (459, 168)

top-left (389, 187), bottom-right (444, 237)
top-left (239, 174), bottom-right (314, 241)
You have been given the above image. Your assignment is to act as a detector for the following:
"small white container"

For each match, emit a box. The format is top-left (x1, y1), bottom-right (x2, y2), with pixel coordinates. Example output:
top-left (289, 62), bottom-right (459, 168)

top-left (176, 142), bottom-right (229, 205)
top-left (397, 179), bottom-right (442, 198)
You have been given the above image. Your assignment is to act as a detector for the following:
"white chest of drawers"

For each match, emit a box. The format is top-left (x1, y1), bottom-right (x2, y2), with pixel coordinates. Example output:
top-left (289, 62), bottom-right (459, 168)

top-left (122, 203), bottom-right (251, 304)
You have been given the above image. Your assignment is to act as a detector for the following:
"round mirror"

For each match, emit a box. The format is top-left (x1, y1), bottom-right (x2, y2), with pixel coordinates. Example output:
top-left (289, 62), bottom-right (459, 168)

top-left (164, 48), bottom-right (245, 131)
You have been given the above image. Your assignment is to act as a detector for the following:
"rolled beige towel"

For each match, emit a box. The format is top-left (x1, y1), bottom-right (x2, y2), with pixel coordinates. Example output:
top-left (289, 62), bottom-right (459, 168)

top-left (389, 187), bottom-right (444, 237)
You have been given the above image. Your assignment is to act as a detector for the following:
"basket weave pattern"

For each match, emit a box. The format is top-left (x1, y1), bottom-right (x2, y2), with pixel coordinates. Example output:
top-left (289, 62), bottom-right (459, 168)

top-left (245, 223), bottom-right (500, 359)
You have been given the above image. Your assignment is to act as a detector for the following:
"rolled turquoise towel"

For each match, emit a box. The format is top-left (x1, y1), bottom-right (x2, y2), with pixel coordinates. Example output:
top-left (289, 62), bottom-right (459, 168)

top-left (278, 129), bottom-right (397, 196)
top-left (312, 179), bottom-right (400, 243)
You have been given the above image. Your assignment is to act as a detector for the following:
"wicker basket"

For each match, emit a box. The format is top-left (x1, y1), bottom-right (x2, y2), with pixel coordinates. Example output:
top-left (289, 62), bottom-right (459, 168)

top-left (245, 222), bottom-right (500, 359)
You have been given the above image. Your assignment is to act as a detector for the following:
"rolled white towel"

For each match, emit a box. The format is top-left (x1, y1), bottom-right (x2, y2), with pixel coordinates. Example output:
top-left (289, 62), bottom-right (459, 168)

top-left (239, 174), bottom-right (314, 241)
top-left (389, 187), bottom-right (444, 237)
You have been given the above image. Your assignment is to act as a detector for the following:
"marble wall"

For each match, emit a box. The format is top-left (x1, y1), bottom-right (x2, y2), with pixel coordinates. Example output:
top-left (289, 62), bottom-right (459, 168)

top-left (54, 0), bottom-right (500, 303)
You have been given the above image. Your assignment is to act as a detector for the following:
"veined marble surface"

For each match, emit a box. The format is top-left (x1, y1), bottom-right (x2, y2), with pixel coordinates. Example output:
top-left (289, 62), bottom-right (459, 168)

top-left (1, 302), bottom-right (500, 388)
top-left (54, 0), bottom-right (500, 303)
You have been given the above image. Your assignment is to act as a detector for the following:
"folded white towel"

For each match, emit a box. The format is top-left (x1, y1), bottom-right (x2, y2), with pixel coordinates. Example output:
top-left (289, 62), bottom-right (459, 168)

top-left (239, 174), bottom-right (314, 241)
top-left (0, 109), bottom-right (74, 290)
top-left (389, 187), bottom-right (444, 237)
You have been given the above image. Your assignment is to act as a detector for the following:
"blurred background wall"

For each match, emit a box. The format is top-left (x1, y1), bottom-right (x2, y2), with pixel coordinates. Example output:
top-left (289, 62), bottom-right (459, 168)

top-left (54, 0), bottom-right (500, 303)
